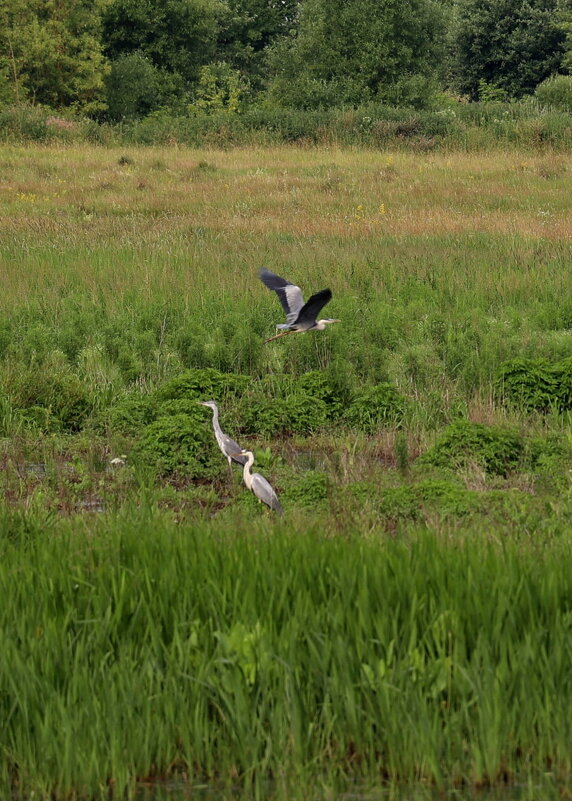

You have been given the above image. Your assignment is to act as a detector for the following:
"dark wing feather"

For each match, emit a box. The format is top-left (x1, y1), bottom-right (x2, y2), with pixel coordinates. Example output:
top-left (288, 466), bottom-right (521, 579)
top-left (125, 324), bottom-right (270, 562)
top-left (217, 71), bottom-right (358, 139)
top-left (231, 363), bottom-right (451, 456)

top-left (295, 288), bottom-right (332, 326)
top-left (222, 434), bottom-right (248, 465)
top-left (259, 268), bottom-right (304, 323)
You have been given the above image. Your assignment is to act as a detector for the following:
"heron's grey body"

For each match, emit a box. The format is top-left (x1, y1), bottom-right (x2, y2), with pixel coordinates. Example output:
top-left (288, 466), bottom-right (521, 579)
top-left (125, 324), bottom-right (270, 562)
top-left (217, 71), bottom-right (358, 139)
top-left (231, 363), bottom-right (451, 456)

top-left (240, 450), bottom-right (283, 514)
top-left (199, 401), bottom-right (247, 467)
top-left (258, 268), bottom-right (340, 342)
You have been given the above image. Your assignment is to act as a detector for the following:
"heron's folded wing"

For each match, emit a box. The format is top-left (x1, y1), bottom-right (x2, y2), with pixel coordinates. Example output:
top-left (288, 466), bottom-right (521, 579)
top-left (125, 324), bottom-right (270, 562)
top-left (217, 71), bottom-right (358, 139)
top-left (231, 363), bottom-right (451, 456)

top-left (223, 434), bottom-right (248, 465)
top-left (252, 472), bottom-right (284, 515)
top-left (295, 288), bottom-right (332, 326)
top-left (259, 268), bottom-right (304, 323)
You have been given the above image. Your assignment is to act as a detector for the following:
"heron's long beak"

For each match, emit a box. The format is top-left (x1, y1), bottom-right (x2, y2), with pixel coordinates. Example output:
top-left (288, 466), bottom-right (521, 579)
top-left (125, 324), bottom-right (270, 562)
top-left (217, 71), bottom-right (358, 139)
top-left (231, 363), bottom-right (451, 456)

top-left (264, 330), bottom-right (295, 344)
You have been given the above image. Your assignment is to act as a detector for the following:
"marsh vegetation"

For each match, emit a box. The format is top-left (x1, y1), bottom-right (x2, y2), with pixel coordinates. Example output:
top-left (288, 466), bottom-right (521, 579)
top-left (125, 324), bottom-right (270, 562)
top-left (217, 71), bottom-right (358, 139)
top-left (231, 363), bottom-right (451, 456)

top-left (1, 143), bottom-right (572, 799)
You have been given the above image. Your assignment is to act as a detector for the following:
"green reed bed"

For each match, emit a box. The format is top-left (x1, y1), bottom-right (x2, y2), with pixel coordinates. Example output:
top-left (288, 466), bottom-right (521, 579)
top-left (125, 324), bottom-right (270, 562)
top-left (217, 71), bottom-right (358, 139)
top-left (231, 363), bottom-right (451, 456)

top-left (2, 514), bottom-right (572, 799)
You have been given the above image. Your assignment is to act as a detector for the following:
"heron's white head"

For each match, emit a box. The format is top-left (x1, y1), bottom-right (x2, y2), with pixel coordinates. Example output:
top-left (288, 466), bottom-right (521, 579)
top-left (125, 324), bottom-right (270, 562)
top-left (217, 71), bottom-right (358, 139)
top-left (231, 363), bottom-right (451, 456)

top-left (317, 318), bottom-right (341, 330)
top-left (198, 400), bottom-right (218, 411)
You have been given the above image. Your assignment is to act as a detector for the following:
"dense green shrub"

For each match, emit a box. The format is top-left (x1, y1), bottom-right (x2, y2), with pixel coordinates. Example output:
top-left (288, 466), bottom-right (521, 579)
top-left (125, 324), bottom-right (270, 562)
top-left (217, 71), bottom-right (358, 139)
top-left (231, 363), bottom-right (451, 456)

top-left (496, 358), bottom-right (558, 412)
top-left (535, 75), bottom-right (572, 112)
top-left (238, 393), bottom-right (329, 437)
top-left (345, 383), bottom-right (406, 433)
top-left (498, 357), bottom-right (572, 413)
top-left (8, 369), bottom-right (93, 432)
top-left (108, 393), bottom-right (158, 435)
top-left (132, 412), bottom-right (222, 478)
top-left (413, 479), bottom-right (479, 516)
top-left (296, 371), bottom-right (344, 419)
top-left (420, 420), bottom-right (524, 476)
top-left (553, 357), bottom-right (572, 411)
top-left (283, 471), bottom-right (329, 507)
top-left (156, 368), bottom-right (250, 403)
top-left (105, 53), bottom-right (166, 121)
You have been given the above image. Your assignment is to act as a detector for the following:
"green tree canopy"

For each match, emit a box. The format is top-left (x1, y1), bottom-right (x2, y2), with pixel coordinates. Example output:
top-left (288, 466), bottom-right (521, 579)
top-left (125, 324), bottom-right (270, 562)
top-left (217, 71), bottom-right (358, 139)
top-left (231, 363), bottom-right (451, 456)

top-left (216, 0), bottom-right (299, 90)
top-left (453, 0), bottom-right (568, 99)
top-left (0, 0), bottom-right (108, 112)
top-left (265, 0), bottom-right (444, 108)
top-left (102, 0), bottom-right (224, 88)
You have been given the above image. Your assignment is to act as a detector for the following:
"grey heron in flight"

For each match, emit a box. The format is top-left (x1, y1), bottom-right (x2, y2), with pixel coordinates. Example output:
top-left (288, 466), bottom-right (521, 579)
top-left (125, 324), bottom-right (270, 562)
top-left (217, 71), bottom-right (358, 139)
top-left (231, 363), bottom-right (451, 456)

top-left (198, 401), bottom-right (247, 470)
top-left (259, 268), bottom-right (340, 343)
top-left (236, 449), bottom-right (284, 515)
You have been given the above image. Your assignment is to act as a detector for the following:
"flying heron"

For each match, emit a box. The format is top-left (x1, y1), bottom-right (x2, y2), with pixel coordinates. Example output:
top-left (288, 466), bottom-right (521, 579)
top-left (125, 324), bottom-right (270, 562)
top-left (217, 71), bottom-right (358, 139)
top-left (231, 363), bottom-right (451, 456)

top-left (259, 268), bottom-right (340, 343)
top-left (236, 449), bottom-right (284, 515)
top-left (198, 401), bottom-right (247, 470)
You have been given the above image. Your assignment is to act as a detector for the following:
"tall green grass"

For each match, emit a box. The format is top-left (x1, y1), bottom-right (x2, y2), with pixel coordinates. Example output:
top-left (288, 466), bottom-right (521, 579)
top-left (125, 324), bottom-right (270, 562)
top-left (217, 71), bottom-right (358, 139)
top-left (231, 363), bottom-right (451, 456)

top-left (2, 514), bottom-right (572, 798)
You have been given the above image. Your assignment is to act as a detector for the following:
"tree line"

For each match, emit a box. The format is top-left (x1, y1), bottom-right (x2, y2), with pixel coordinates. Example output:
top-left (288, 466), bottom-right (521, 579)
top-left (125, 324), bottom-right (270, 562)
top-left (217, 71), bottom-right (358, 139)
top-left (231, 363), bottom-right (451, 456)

top-left (1, 0), bottom-right (571, 119)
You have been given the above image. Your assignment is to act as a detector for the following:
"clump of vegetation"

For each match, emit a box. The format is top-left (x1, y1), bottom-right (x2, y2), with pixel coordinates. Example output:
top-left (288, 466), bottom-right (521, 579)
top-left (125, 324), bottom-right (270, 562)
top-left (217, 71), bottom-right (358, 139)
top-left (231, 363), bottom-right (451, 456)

top-left (420, 420), bottom-right (524, 476)
top-left (345, 383), bottom-right (406, 433)
top-left (496, 358), bottom-right (559, 412)
top-left (132, 412), bottom-right (223, 478)
top-left (296, 370), bottom-right (344, 419)
top-left (6, 364), bottom-right (93, 432)
top-left (498, 357), bottom-right (572, 413)
top-left (107, 393), bottom-right (158, 435)
top-left (156, 368), bottom-right (250, 403)
top-left (535, 75), bottom-right (572, 112)
top-left (283, 471), bottom-right (329, 507)
top-left (238, 393), bottom-right (329, 437)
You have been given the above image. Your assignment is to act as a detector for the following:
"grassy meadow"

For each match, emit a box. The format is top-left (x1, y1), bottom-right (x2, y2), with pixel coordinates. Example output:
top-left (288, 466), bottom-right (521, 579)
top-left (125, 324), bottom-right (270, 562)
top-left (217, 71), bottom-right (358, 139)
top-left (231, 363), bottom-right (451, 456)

top-left (2, 142), bottom-right (572, 799)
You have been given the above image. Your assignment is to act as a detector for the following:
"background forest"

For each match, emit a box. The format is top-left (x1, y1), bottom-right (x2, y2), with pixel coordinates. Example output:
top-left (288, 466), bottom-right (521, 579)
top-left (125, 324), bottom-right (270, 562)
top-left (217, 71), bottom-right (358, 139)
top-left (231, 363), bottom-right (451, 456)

top-left (1, 0), bottom-right (572, 121)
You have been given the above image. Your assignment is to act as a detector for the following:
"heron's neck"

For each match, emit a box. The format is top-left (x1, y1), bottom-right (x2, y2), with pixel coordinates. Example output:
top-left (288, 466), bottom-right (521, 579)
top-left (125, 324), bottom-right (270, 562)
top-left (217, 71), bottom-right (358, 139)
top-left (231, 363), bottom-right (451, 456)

top-left (242, 453), bottom-right (254, 489)
top-left (210, 406), bottom-right (222, 434)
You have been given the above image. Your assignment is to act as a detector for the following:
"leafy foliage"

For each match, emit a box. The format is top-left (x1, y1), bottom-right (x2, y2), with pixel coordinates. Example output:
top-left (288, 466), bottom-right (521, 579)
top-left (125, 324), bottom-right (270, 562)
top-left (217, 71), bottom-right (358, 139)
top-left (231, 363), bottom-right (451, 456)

top-left (283, 471), bottom-right (329, 507)
top-left (496, 358), bottom-right (558, 412)
top-left (420, 420), bottom-right (525, 476)
top-left (535, 74), bottom-right (572, 112)
top-left (345, 384), bottom-right (406, 433)
top-left (497, 357), bottom-right (572, 413)
top-left (266, 0), bottom-right (444, 108)
top-left (239, 393), bottom-right (329, 437)
top-left (453, 0), bottom-right (567, 99)
top-left (133, 412), bottom-right (222, 477)
top-left (105, 52), bottom-right (167, 120)
top-left (0, 0), bottom-right (109, 112)
top-left (155, 367), bottom-right (250, 402)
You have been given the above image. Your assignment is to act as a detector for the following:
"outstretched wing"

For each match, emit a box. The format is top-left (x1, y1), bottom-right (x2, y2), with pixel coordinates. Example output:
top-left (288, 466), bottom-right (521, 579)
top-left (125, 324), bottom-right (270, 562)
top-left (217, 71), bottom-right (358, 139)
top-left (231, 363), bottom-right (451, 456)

top-left (295, 288), bottom-right (332, 326)
top-left (252, 472), bottom-right (284, 515)
top-left (259, 268), bottom-right (304, 325)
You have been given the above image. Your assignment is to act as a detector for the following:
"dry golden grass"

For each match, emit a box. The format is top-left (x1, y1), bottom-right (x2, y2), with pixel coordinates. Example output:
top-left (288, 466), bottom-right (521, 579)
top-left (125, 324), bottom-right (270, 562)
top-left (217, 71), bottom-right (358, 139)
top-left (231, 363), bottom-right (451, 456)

top-left (1, 144), bottom-right (571, 242)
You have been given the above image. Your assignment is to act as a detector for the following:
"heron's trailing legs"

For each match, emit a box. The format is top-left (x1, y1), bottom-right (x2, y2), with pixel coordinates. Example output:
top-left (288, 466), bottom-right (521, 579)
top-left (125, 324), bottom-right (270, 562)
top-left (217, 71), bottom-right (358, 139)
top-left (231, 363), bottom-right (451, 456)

top-left (264, 329), bottom-right (296, 344)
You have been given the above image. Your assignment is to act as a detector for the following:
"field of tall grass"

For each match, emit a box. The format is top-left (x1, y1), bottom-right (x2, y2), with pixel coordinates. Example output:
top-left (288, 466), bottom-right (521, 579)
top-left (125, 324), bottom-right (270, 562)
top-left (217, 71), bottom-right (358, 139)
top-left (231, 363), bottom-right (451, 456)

top-left (1, 142), bottom-right (572, 798)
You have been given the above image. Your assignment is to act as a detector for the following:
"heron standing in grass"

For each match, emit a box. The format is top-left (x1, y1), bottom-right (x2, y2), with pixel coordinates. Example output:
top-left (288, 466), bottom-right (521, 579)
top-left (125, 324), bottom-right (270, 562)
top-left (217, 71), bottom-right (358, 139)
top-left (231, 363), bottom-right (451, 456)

top-left (259, 268), bottom-right (340, 343)
top-left (236, 449), bottom-right (284, 515)
top-left (198, 401), bottom-right (247, 471)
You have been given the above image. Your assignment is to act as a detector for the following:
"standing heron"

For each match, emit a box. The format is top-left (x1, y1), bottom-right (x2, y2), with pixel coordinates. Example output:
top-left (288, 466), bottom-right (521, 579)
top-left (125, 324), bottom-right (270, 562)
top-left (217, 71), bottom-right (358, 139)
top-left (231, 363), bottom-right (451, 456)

top-left (258, 268), bottom-right (340, 343)
top-left (198, 401), bottom-right (247, 470)
top-left (236, 449), bottom-right (284, 515)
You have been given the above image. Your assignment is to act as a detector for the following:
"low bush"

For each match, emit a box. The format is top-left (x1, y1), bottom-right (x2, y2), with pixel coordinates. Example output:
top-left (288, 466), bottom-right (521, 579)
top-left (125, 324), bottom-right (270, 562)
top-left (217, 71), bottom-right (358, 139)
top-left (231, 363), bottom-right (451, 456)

top-left (535, 75), bottom-right (572, 113)
top-left (345, 383), bottom-right (406, 433)
top-left (238, 393), bottom-right (329, 437)
top-left (156, 368), bottom-right (250, 403)
top-left (498, 357), bottom-right (572, 413)
top-left (8, 368), bottom-right (93, 432)
top-left (496, 358), bottom-right (558, 412)
top-left (283, 471), bottom-right (329, 507)
top-left (132, 412), bottom-right (223, 478)
top-left (107, 394), bottom-right (158, 435)
top-left (420, 420), bottom-right (524, 477)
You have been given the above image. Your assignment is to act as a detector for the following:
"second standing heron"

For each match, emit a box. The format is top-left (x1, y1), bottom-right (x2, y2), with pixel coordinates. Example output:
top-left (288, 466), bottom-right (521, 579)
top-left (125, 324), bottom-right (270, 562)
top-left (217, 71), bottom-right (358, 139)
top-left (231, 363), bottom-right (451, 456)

top-left (198, 400), bottom-right (247, 472)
